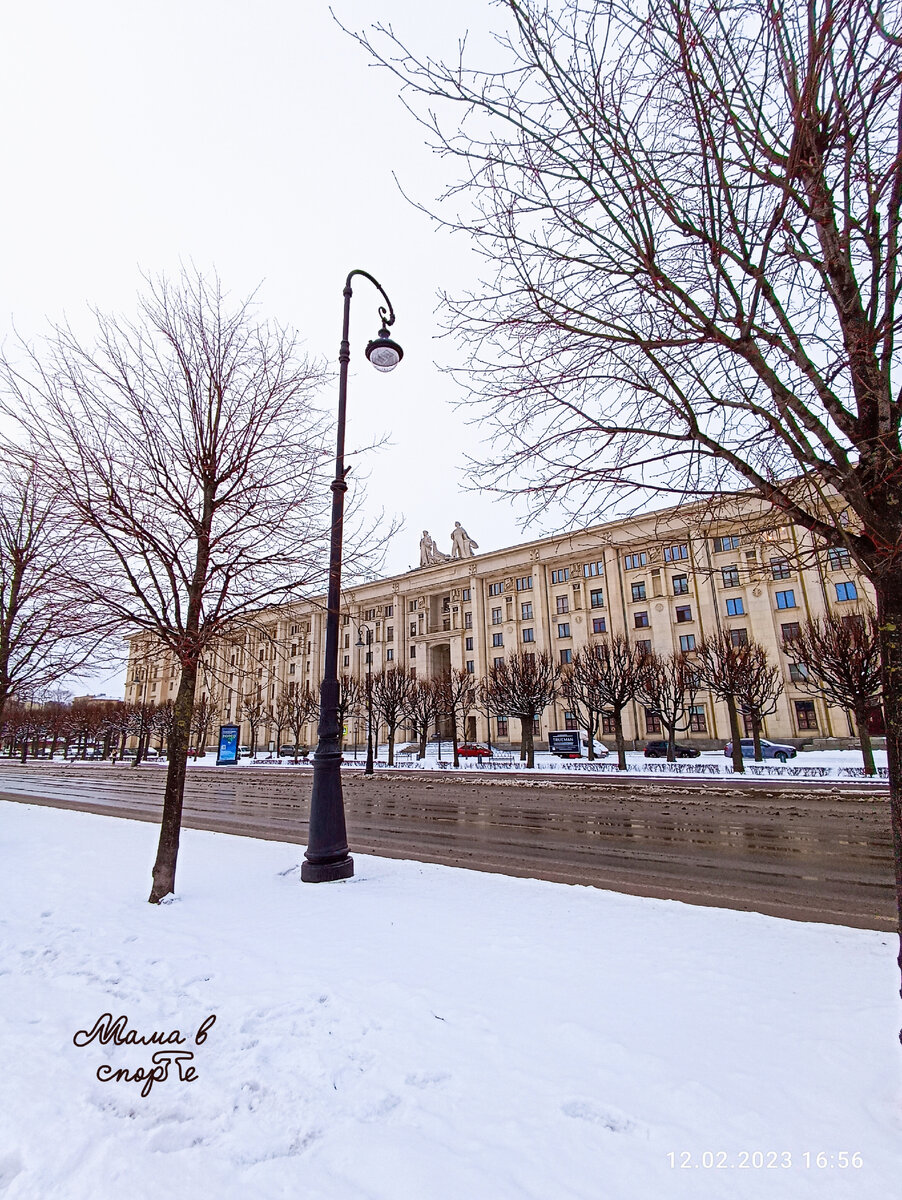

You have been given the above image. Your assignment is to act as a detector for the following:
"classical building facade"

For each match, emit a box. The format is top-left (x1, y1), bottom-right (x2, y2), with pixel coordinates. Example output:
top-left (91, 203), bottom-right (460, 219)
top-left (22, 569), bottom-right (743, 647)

top-left (125, 502), bottom-right (873, 751)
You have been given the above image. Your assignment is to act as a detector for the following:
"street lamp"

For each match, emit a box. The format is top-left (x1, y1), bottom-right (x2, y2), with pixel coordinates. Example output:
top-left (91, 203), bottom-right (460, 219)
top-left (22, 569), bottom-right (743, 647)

top-left (302, 270), bottom-right (402, 884)
top-left (356, 626), bottom-right (375, 775)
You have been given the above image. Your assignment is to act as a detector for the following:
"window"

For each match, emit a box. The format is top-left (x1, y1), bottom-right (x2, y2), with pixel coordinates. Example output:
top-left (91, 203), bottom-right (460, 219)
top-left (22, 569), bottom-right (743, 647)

top-left (631, 581), bottom-right (647, 601)
top-left (689, 705), bottom-right (707, 732)
top-left (592, 617), bottom-right (607, 634)
top-left (363, 608), bottom-right (376, 620)
top-left (663, 543), bottom-right (689, 562)
top-left (386, 648), bottom-right (394, 661)
top-left (493, 656), bottom-right (505, 668)
top-left (788, 662), bottom-right (808, 682)
top-left (557, 623), bottom-right (571, 638)
top-left (770, 559), bottom-right (791, 580)
top-left (729, 628), bottom-right (749, 647)
top-left (721, 566), bottom-right (740, 588)
top-left (775, 590), bottom-right (796, 610)
top-left (342, 614), bottom-right (350, 625)
top-left (516, 576), bottom-right (533, 591)
top-left (795, 700), bottom-right (818, 730)
top-left (644, 708), bottom-right (662, 733)
top-left (601, 714), bottom-right (616, 735)
top-left (584, 560), bottom-right (604, 577)
top-left (556, 595), bottom-right (569, 614)
top-left (636, 638), bottom-right (652, 655)
top-left (679, 634), bottom-right (696, 651)
top-left (564, 711), bottom-right (578, 730)
top-left (590, 588), bottom-right (604, 608)
top-left (465, 612), bottom-right (473, 629)
top-left (466, 660), bottom-right (474, 674)
top-left (342, 655), bottom-right (349, 668)
top-left (672, 575), bottom-right (689, 595)
top-left (675, 605), bottom-right (692, 623)
top-left (465, 637), bottom-right (474, 651)
top-left (385, 605), bottom-right (393, 617)
top-left (634, 611), bottom-right (649, 628)
top-left (835, 581), bottom-right (858, 602)
top-left (496, 715), bottom-right (509, 737)
top-left (461, 589), bottom-right (470, 602)
top-left (409, 646), bottom-right (416, 658)
top-left (713, 534), bottom-right (740, 552)
top-left (492, 632), bottom-right (504, 647)
top-left (410, 622), bottom-right (417, 636)
top-left (488, 581), bottom-right (503, 596)
top-left (551, 567), bottom-right (569, 583)
top-left (343, 634), bottom-right (350, 649)
top-left (515, 602), bottom-right (531, 621)
top-left (409, 600), bottom-right (417, 613)
top-left (781, 621), bottom-right (801, 642)
top-left (492, 607), bottom-right (503, 624)
top-left (365, 651), bottom-right (373, 665)
top-left (560, 649), bottom-right (573, 664)
top-left (624, 551), bottom-right (647, 570)
top-left (533, 716), bottom-right (542, 735)
top-left (289, 662), bottom-right (296, 675)
top-left (827, 547), bottom-right (851, 570)
top-left (522, 628), bottom-right (535, 643)
top-left (725, 597), bottom-right (745, 616)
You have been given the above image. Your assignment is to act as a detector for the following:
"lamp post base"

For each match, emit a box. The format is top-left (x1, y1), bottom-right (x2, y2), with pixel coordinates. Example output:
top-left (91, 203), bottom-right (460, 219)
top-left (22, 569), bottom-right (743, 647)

top-left (301, 855), bottom-right (354, 883)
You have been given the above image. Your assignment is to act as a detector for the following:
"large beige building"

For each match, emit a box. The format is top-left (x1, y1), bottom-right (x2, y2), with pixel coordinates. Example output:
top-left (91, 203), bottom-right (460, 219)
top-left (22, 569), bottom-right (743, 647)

top-left (126, 500), bottom-right (874, 751)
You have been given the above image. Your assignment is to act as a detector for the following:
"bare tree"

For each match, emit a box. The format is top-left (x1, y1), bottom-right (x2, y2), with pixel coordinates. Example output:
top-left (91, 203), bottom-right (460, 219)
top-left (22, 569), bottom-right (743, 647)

top-left (241, 697), bottom-right (266, 758)
top-left (562, 637), bottom-right (642, 768)
top-left (336, 676), bottom-right (364, 753)
top-left (405, 676), bottom-right (443, 759)
top-left (433, 668), bottom-right (475, 768)
top-left (635, 653), bottom-right (702, 763)
top-left (735, 645), bottom-right (785, 763)
top-left (352, 0), bottom-right (902, 1017)
top-left (371, 667), bottom-right (415, 766)
top-left (482, 651), bottom-right (559, 768)
top-left (284, 684), bottom-right (319, 760)
top-left (0, 461), bottom-right (105, 730)
top-left (696, 634), bottom-right (756, 772)
top-left (787, 612), bottom-right (883, 774)
top-left (190, 693), bottom-right (219, 759)
top-left (0, 269), bottom-right (363, 902)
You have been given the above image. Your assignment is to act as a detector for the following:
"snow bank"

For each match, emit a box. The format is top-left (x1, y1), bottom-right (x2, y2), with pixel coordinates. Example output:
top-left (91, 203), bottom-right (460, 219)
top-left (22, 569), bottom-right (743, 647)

top-left (0, 802), bottom-right (898, 1199)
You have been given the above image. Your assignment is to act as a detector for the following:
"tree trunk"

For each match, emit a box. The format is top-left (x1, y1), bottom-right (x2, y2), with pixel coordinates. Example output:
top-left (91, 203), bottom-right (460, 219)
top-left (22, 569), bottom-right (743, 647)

top-left (853, 702), bottom-right (876, 777)
top-left (665, 727), bottom-right (676, 763)
top-left (522, 717), bottom-right (535, 768)
top-left (750, 713), bottom-right (764, 763)
top-left (613, 707), bottom-right (628, 770)
top-left (148, 665), bottom-right (197, 903)
top-left (388, 723), bottom-right (396, 766)
top-left (874, 575), bottom-right (902, 1043)
top-left (725, 694), bottom-right (746, 773)
top-left (584, 710), bottom-right (596, 760)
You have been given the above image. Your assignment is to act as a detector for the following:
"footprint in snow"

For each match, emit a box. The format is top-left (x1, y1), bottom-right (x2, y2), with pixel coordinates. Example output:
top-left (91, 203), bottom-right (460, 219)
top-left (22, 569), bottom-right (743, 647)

top-left (0, 1152), bottom-right (23, 1192)
top-left (404, 1071), bottom-right (450, 1089)
top-left (561, 1100), bottom-right (635, 1133)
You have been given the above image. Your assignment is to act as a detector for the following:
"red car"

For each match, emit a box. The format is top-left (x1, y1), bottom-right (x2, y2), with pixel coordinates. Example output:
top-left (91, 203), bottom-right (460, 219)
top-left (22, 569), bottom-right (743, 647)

top-left (457, 743), bottom-right (493, 757)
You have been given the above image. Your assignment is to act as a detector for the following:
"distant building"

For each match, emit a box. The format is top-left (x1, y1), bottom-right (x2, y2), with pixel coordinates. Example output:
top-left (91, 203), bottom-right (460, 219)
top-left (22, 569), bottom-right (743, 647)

top-left (126, 498), bottom-right (873, 750)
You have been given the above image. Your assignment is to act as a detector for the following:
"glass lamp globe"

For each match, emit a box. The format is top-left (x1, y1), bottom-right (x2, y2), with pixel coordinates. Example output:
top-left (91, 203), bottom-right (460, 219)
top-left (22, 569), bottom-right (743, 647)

top-left (365, 328), bottom-right (404, 373)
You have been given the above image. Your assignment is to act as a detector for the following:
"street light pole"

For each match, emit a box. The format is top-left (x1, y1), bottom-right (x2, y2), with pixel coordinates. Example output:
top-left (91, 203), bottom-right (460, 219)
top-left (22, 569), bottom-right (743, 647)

top-left (301, 270), bottom-right (403, 884)
top-left (355, 625), bottom-right (375, 775)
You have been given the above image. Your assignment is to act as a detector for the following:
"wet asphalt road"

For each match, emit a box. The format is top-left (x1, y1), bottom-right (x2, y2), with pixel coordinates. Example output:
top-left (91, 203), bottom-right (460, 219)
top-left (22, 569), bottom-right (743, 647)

top-left (0, 761), bottom-right (894, 931)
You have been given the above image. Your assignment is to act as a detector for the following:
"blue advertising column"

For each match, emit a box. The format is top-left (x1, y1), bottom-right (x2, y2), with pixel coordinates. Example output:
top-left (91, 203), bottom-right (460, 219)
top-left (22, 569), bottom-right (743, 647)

top-left (216, 724), bottom-right (241, 766)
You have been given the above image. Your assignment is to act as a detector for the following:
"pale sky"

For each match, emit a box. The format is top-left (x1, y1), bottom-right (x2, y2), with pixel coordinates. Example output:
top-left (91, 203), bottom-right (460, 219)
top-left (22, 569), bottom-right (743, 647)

top-left (1, 0), bottom-right (541, 696)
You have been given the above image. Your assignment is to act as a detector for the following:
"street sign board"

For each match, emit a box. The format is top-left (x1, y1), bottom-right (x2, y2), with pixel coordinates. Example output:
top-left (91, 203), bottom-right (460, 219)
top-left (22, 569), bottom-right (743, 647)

top-left (216, 724), bottom-right (241, 765)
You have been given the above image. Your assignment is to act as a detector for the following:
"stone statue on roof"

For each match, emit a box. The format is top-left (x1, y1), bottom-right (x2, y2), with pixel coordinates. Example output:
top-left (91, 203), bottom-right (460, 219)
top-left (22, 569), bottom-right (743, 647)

top-left (450, 521), bottom-right (479, 558)
top-left (419, 530), bottom-right (450, 567)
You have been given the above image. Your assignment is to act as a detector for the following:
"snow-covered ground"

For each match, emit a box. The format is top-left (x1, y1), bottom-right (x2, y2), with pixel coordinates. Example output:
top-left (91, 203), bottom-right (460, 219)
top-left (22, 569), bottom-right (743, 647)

top-left (1, 801), bottom-right (899, 1199)
top-left (169, 745), bottom-right (890, 782)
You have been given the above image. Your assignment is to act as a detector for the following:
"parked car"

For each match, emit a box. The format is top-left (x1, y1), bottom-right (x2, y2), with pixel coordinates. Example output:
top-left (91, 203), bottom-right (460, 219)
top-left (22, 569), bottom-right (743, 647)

top-left (238, 745), bottom-right (252, 758)
top-left (724, 739), bottom-right (797, 763)
top-left (457, 743), bottom-right (492, 757)
top-left (644, 741), bottom-right (701, 759)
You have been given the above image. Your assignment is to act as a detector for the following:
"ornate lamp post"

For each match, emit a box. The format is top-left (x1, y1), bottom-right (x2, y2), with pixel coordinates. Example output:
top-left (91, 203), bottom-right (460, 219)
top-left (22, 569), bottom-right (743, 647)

top-left (356, 626), bottom-right (375, 775)
top-left (301, 271), bottom-right (402, 884)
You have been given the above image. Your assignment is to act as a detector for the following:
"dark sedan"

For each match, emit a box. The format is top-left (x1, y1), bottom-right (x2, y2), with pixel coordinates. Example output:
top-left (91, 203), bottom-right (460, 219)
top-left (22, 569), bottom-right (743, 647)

top-left (644, 741), bottom-right (701, 759)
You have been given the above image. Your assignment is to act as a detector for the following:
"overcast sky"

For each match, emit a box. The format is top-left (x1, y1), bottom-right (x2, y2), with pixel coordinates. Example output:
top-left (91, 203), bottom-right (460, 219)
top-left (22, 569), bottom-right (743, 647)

top-left (1, 1), bottom-right (543, 696)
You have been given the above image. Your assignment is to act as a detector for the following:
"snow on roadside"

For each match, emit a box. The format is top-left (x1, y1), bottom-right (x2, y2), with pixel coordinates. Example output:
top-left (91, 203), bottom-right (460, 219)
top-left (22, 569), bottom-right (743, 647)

top-left (0, 801), bottom-right (899, 1200)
